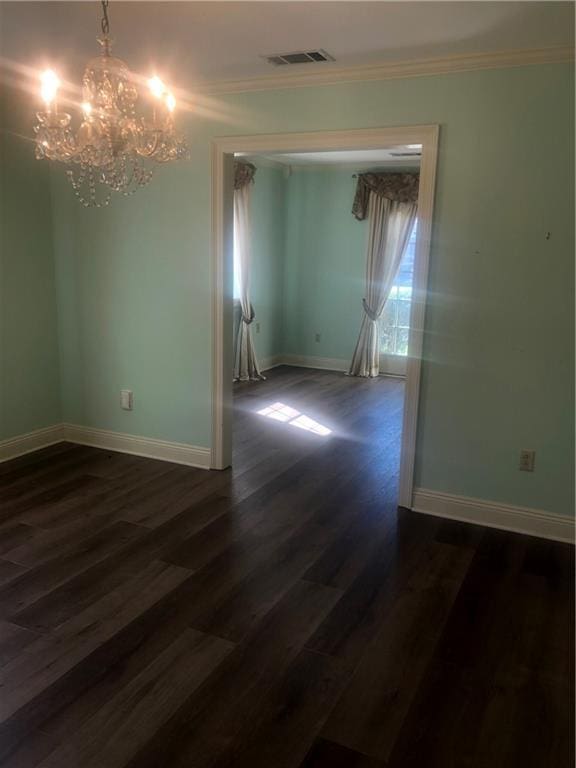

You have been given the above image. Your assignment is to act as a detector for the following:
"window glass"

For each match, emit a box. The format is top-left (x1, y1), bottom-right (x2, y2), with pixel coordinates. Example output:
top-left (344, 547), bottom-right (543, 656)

top-left (380, 220), bottom-right (417, 357)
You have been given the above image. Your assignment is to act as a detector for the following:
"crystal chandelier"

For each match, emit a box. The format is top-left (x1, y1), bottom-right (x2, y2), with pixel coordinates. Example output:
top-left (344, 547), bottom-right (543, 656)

top-left (34, 0), bottom-right (188, 207)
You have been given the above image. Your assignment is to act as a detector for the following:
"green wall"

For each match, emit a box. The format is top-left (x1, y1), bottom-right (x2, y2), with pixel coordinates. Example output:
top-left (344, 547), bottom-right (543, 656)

top-left (249, 164), bottom-right (286, 364)
top-left (283, 169), bottom-right (367, 361)
top-left (51, 158), bottom-right (210, 445)
top-left (0, 89), bottom-right (61, 440)
top-left (47, 63), bottom-right (575, 515)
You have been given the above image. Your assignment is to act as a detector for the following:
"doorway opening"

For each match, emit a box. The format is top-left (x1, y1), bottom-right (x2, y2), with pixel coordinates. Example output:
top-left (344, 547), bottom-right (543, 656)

top-left (212, 127), bottom-right (439, 509)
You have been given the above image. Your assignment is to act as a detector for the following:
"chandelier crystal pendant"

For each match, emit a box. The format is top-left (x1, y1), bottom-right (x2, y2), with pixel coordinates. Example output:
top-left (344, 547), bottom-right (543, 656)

top-left (34, 0), bottom-right (189, 207)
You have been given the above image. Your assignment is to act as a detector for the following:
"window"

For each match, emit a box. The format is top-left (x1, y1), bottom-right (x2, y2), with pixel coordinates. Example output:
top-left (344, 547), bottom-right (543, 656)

top-left (379, 220), bottom-right (417, 357)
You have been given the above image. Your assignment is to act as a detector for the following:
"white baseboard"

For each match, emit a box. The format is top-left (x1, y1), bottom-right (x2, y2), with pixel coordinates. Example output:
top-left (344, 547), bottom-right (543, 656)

top-left (412, 488), bottom-right (575, 544)
top-left (259, 353), bottom-right (347, 373)
top-left (280, 354), bottom-right (350, 373)
top-left (63, 424), bottom-right (211, 469)
top-left (0, 425), bottom-right (66, 463)
top-left (259, 355), bottom-right (284, 372)
top-left (0, 423), bottom-right (211, 469)
top-left (259, 354), bottom-right (404, 376)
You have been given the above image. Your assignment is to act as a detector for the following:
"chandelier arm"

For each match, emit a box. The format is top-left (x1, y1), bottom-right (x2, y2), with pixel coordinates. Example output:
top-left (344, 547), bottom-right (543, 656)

top-left (135, 133), bottom-right (161, 159)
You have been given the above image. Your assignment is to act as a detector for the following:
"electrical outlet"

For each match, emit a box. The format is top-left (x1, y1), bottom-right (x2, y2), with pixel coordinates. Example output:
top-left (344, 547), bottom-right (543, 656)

top-left (519, 449), bottom-right (535, 472)
top-left (255, 322), bottom-right (260, 334)
top-left (315, 333), bottom-right (321, 343)
top-left (120, 390), bottom-right (133, 411)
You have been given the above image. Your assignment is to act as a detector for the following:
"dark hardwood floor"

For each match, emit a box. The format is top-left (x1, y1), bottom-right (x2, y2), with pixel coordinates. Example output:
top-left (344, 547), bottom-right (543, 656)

top-left (0, 366), bottom-right (572, 767)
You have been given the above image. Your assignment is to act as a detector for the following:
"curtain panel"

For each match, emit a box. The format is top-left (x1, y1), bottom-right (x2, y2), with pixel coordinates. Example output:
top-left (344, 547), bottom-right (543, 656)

top-left (348, 190), bottom-right (418, 378)
top-left (233, 162), bottom-right (264, 382)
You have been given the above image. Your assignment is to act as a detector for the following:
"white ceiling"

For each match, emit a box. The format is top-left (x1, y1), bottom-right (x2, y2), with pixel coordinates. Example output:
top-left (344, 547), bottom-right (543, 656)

top-left (240, 148), bottom-right (422, 170)
top-left (0, 1), bottom-right (573, 90)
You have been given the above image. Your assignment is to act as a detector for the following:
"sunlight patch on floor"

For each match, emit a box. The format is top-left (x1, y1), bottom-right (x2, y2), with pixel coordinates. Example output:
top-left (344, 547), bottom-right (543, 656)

top-left (256, 402), bottom-right (332, 436)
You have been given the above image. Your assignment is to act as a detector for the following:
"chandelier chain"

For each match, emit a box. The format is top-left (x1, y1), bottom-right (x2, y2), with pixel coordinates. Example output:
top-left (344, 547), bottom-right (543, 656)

top-left (100, 0), bottom-right (110, 37)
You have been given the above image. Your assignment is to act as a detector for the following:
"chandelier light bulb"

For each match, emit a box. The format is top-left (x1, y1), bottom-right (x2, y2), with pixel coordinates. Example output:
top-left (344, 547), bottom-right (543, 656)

top-left (40, 69), bottom-right (60, 105)
top-left (165, 92), bottom-right (176, 113)
top-left (81, 102), bottom-right (92, 116)
top-left (148, 76), bottom-right (165, 98)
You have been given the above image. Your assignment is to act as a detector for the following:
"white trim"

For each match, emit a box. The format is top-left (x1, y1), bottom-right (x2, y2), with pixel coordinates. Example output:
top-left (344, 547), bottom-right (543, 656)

top-left (240, 156), bottom-right (288, 171)
top-left (243, 159), bottom-right (419, 173)
top-left (411, 488), bottom-right (575, 544)
top-left (0, 423), bottom-right (211, 469)
top-left (63, 425), bottom-right (211, 469)
top-left (281, 354), bottom-right (349, 373)
top-left (259, 354), bottom-right (406, 376)
top-left (397, 128), bottom-right (438, 508)
top-left (195, 47), bottom-right (573, 96)
top-left (212, 126), bottom-right (439, 156)
top-left (0, 425), bottom-right (66, 463)
top-left (210, 149), bottom-right (235, 470)
top-left (259, 355), bottom-right (284, 372)
top-left (211, 125), bottom-right (439, 505)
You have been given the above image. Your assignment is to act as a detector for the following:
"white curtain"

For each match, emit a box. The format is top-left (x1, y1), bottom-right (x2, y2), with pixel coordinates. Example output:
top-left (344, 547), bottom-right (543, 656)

top-left (233, 183), bottom-right (264, 381)
top-left (348, 192), bottom-right (417, 377)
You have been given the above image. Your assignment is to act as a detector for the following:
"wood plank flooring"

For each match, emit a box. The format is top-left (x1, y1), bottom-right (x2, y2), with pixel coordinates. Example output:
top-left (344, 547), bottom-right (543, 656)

top-left (0, 366), bottom-right (572, 767)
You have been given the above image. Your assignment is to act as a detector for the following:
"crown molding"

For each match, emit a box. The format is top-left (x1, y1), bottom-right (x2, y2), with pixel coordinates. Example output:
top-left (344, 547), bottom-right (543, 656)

top-left (241, 156), bottom-right (419, 173)
top-left (195, 46), bottom-right (574, 96)
top-left (289, 160), bottom-right (420, 173)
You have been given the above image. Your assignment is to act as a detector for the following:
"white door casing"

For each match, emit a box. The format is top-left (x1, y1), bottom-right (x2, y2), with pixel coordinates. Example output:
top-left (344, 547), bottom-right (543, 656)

top-left (210, 125), bottom-right (439, 508)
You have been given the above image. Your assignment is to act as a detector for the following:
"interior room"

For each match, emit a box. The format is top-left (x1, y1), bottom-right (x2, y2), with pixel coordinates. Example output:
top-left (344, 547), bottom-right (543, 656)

top-left (231, 148), bottom-right (421, 489)
top-left (0, 2), bottom-right (574, 766)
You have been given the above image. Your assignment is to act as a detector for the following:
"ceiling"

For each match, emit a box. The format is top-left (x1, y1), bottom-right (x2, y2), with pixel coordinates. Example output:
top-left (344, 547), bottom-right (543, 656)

top-left (240, 148), bottom-right (422, 170)
top-left (0, 2), bottom-right (573, 91)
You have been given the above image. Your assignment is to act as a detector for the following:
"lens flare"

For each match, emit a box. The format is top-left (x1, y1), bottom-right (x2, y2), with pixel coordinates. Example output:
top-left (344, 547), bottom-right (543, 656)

top-left (148, 76), bottom-right (165, 98)
top-left (165, 92), bottom-right (176, 112)
top-left (40, 69), bottom-right (59, 104)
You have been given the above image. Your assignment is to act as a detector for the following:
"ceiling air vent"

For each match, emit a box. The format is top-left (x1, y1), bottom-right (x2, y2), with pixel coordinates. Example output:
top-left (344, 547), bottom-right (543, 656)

top-left (263, 50), bottom-right (334, 66)
top-left (389, 152), bottom-right (422, 157)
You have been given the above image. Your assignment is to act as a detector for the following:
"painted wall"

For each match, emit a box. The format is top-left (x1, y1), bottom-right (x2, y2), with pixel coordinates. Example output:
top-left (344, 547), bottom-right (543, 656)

top-left (51, 158), bottom-right (210, 445)
top-left (50, 63), bottom-right (574, 516)
top-left (249, 164), bottom-right (286, 364)
top-left (0, 88), bottom-right (61, 440)
top-left (283, 169), bottom-right (367, 362)
top-left (249, 165), bottom-right (366, 365)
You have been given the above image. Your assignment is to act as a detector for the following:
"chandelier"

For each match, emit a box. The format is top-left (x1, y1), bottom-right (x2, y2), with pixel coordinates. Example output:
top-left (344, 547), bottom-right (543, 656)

top-left (34, 0), bottom-right (188, 207)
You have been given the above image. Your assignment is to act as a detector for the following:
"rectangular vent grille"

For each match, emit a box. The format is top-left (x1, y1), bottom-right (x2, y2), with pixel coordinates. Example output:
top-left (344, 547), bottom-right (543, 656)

top-left (263, 50), bottom-right (334, 66)
top-left (389, 152), bottom-right (422, 157)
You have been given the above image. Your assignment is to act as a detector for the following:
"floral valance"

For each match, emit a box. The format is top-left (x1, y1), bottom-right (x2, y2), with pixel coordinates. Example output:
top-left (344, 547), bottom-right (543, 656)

top-left (234, 161), bottom-right (257, 190)
top-left (352, 172), bottom-right (419, 220)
